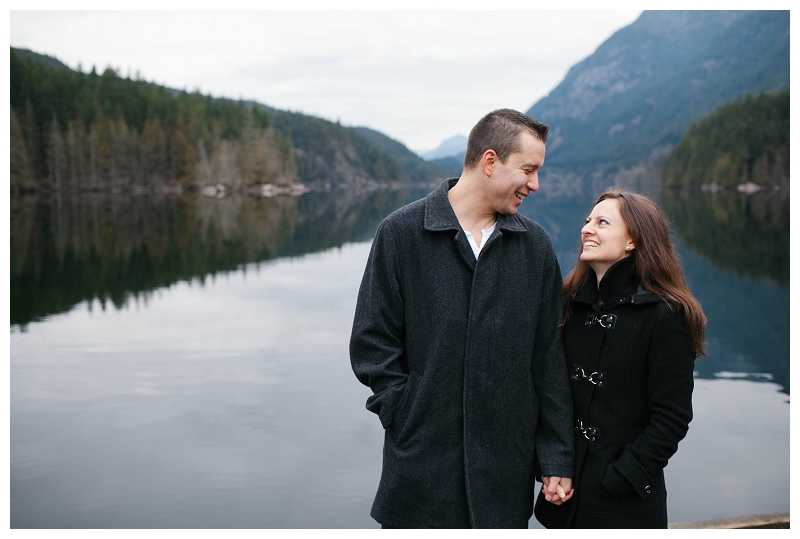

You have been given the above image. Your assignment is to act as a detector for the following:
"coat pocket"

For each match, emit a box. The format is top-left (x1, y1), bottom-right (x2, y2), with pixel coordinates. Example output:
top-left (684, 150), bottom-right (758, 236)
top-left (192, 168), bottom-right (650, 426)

top-left (603, 451), bottom-right (659, 501)
top-left (392, 370), bottom-right (422, 447)
top-left (601, 460), bottom-right (635, 499)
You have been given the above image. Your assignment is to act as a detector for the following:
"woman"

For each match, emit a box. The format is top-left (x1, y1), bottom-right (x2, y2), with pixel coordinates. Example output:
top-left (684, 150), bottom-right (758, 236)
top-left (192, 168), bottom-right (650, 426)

top-left (535, 187), bottom-right (706, 529)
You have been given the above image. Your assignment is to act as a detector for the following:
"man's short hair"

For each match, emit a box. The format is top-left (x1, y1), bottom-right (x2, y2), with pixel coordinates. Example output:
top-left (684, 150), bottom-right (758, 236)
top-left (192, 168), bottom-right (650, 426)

top-left (463, 109), bottom-right (549, 171)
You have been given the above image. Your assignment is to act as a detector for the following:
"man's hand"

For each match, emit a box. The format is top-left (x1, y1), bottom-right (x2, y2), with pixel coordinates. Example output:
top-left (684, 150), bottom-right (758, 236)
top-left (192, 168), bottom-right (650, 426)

top-left (541, 476), bottom-right (574, 506)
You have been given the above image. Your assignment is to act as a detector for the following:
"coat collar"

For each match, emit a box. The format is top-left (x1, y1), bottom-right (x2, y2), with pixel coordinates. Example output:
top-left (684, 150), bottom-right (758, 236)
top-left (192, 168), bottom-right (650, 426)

top-left (575, 256), bottom-right (661, 307)
top-left (423, 178), bottom-right (528, 233)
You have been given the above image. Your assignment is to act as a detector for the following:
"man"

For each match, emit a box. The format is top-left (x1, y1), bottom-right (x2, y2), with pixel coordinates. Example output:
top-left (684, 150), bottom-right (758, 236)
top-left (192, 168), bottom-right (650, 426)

top-left (350, 109), bottom-right (574, 529)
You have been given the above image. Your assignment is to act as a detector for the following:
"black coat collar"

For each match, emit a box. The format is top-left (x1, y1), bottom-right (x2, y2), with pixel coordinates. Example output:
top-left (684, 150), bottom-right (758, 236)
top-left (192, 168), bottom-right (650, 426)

top-left (575, 256), bottom-right (661, 308)
top-left (423, 178), bottom-right (527, 234)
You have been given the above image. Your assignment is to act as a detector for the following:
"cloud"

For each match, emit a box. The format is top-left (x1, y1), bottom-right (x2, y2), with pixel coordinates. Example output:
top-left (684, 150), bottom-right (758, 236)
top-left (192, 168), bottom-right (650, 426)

top-left (10, 9), bottom-right (642, 152)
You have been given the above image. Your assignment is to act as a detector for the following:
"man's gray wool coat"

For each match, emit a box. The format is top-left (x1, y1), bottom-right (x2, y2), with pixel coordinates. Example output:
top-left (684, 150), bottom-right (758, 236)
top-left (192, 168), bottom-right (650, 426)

top-left (350, 179), bottom-right (574, 528)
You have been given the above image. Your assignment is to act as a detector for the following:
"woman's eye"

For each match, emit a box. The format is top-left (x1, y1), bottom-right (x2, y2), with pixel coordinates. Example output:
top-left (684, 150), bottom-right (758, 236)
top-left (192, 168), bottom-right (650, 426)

top-left (599, 219), bottom-right (608, 225)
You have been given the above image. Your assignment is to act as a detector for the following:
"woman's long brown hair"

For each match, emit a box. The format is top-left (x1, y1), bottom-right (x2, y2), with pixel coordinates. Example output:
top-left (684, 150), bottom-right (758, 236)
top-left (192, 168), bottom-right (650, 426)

top-left (562, 187), bottom-right (707, 357)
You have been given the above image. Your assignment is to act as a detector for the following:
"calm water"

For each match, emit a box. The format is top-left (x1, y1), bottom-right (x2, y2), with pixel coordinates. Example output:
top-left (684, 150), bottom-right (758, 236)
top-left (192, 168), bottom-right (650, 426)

top-left (9, 184), bottom-right (789, 528)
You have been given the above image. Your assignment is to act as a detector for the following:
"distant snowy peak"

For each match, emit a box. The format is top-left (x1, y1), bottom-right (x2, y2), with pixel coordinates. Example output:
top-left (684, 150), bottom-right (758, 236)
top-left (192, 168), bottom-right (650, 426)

top-left (421, 134), bottom-right (467, 161)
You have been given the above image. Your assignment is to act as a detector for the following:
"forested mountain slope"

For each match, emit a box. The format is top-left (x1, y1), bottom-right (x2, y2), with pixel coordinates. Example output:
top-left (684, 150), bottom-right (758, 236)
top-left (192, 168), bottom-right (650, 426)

top-left (662, 91), bottom-right (789, 189)
top-left (261, 107), bottom-right (449, 187)
top-left (526, 10), bottom-right (789, 171)
top-left (10, 47), bottom-right (449, 193)
top-left (10, 48), bottom-right (300, 193)
top-left (352, 126), bottom-right (451, 184)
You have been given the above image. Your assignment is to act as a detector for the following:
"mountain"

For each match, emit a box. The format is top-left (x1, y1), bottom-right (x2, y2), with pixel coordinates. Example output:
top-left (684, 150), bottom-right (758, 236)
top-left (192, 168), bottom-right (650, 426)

top-left (421, 134), bottom-right (467, 160)
top-left (11, 46), bottom-right (449, 193)
top-left (258, 107), bottom-right (450, 188)
top-left (257, 106), bottom-right (405, 188)
top-left (352, 126), bottom-right (451, 185)
top-left (420, 134), bottom-right (466, 176)
top-left (526, 10), bottom-right (789, 174)
top-left (11, 47), bottom-right (302, 193)
top-left (251, 107), bottom-right (454, 188)
top-left (426, 155), bottom-right (463, 177)
top-left (662, 91), bottom-right (789, 190)
top-left (11, 47), bottom-right (72, 71)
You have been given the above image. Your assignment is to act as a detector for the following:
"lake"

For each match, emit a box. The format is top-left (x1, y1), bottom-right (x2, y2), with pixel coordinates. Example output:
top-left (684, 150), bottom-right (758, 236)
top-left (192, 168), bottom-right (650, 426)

top-left (9, 183), bottom-right (789, 528)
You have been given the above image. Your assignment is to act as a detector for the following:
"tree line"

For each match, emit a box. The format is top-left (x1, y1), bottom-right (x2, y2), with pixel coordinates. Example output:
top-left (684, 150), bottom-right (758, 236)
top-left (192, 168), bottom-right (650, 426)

top-left (10, 48), bottom-right (301, 194)
top-left (662, 91), bottom-right (789, 189)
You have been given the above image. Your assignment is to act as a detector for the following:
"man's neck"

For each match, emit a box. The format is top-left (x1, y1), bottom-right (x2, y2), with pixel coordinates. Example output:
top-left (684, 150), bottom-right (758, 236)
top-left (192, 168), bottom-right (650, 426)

top-left (448, 175), bottom-right (497, 239)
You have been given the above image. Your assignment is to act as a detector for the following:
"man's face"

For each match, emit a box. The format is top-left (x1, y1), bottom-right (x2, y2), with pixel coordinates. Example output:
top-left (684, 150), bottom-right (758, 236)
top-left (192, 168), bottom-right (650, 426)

top-left (485, 132), bottom-right (546, 216)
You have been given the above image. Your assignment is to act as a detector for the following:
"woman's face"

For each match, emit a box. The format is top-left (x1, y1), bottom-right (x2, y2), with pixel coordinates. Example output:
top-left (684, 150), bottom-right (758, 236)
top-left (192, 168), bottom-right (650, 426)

top-left (580, 198), bottom-right (635, 281)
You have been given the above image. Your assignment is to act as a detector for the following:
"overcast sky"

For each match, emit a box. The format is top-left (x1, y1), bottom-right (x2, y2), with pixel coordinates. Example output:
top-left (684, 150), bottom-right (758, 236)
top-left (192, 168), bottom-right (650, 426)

top-left (10, 6), bottom-right (644, 154)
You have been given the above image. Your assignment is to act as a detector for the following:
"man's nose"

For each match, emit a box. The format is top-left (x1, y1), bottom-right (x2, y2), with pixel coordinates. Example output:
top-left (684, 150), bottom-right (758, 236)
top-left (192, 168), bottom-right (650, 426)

top-left (527, 174), bottom-right (539, 193)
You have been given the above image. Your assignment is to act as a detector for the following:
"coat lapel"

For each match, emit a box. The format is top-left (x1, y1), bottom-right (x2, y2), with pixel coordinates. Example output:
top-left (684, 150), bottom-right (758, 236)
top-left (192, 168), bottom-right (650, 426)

top-left (423, 178), bottom-right (528, 271)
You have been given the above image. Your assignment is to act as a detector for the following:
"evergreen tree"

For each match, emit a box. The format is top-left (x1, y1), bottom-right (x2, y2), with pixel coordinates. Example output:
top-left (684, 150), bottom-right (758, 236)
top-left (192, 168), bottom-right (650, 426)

top-left (662, 91), bottom-right (789, 189)
top-left (10, 47), bottom-right (300, 191)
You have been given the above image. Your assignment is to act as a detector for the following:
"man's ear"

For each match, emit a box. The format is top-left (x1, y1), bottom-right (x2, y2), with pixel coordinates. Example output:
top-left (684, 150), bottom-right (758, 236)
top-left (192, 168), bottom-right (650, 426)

top-left (482, 150), bottom-right (497, 177)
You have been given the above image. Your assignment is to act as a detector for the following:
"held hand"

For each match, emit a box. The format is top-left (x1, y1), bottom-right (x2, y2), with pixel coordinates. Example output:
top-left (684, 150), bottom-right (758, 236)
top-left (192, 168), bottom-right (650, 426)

top-left (555, 477), bottom-right (574, 504)
top-left (541, 476), bottom-right (574, 506)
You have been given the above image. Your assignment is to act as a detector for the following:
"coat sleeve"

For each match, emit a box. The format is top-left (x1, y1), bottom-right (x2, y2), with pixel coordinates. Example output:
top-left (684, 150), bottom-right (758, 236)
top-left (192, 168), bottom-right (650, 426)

top-left (531, 245), bottom-right (575, 479)
top-left (349, 220), bottom-right (408, 429)
top-left (602, 305), bottom-right (695, 499)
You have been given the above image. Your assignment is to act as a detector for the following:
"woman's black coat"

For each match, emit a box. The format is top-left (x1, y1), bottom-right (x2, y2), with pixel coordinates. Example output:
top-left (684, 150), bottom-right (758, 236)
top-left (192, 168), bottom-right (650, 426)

top-left (535, 256), bottom-right (695, 528)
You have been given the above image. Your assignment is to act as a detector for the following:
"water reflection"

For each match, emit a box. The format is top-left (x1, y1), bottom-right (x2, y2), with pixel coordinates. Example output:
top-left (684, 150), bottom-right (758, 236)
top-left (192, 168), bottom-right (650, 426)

top-left (661, 189), bottom-right (789, 285)
top-left (9, 184), bottom-right (790, 528)
top-left (660, 189), bottom-right (789, 393)
top-left (10, 187), bottom-right (426, 329)
top-left (10, 186), bottom-right (790, 394)
top-left (675, 242), bottom-right (789, 393)
top-left (515, 189), bottom-right (597, 272)
top-left (10, 192), bottom-right (298, 327)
